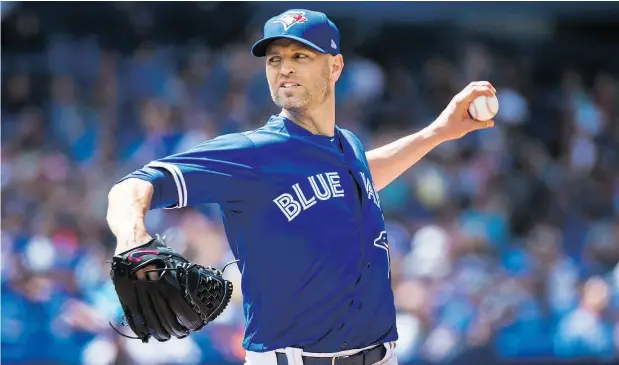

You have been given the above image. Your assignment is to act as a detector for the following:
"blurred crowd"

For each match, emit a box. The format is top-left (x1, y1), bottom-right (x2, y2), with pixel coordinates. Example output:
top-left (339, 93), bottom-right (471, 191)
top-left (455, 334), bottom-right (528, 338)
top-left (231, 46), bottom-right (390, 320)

top-left (2, 3), bottom-right (619, 365)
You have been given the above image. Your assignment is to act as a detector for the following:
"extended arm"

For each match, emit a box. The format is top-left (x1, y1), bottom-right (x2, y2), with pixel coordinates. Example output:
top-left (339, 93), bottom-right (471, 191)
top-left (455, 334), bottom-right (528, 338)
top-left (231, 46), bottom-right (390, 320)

top-left (366, 81), bottom-right (497, 192)
top-left (106, 133), bottom-right (258, 254)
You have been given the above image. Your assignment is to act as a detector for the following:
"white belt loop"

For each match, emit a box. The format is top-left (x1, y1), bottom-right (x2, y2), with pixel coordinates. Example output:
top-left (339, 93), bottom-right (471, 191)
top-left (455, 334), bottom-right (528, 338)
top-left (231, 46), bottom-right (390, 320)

top-left (284, 347), bottom-right (304, 365)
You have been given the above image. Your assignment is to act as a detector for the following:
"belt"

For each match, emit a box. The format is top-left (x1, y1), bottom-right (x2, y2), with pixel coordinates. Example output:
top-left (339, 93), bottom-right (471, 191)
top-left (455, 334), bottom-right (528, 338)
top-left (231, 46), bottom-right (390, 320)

top-left (275, 345), bottom-right (386, 365)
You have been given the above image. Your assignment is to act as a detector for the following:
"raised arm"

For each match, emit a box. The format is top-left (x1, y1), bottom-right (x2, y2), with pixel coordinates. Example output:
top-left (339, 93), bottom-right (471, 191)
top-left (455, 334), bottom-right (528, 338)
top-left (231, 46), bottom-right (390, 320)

top-left (366, 127), bottom-right (445, 191)
top-left (366, 81), bottom-right (497, 191)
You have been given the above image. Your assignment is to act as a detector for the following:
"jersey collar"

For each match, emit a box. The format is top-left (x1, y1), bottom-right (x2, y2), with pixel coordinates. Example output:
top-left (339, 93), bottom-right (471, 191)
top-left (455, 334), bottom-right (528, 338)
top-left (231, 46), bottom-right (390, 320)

top-left (274, 114), bottom-right (339, 140)
top-left (269, 114), bottom-right (348, 157)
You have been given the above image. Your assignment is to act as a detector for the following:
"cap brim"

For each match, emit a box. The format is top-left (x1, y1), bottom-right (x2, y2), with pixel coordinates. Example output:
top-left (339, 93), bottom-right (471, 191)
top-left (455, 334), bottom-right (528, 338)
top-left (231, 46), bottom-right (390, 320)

top-left (251, 35), bottom-right (328, 57)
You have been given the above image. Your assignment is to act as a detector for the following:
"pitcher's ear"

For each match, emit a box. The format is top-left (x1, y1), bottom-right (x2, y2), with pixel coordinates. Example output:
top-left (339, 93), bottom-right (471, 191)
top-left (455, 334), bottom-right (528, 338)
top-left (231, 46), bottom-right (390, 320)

top-left (331, 54), bottom-right (344, 82)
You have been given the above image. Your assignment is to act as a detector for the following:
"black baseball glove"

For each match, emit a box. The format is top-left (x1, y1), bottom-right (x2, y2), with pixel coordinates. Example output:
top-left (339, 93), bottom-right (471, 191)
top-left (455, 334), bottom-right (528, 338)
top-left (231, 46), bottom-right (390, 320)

top-left (108, 235), bottom-right (236, 342)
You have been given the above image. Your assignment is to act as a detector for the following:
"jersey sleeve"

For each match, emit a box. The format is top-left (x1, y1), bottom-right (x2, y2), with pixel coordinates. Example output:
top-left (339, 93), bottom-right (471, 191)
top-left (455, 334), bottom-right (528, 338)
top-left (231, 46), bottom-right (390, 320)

top-left (117, 133), bottom-right (260, 210)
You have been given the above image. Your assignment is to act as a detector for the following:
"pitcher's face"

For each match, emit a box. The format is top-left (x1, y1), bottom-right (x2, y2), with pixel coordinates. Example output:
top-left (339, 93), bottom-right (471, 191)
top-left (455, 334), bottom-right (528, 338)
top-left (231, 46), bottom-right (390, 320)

top-left (265, 39), bottom-right (341, 111)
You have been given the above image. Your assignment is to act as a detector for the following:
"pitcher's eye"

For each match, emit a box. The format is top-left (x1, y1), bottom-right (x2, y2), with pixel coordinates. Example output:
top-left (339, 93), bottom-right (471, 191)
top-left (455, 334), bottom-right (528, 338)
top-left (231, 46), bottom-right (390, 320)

top-left (268, 56), bottom-right (281, 65)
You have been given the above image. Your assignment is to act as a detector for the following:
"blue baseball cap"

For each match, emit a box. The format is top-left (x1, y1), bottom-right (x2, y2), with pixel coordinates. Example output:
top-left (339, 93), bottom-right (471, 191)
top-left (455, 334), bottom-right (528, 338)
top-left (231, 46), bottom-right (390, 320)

top-left (251, 9), bottom-right (340, 57)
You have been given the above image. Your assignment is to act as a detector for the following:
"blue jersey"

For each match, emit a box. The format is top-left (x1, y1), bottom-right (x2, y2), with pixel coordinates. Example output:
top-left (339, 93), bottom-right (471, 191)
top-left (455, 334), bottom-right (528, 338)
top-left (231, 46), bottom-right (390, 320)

top-left (120, 115), bottom-right (398, 353)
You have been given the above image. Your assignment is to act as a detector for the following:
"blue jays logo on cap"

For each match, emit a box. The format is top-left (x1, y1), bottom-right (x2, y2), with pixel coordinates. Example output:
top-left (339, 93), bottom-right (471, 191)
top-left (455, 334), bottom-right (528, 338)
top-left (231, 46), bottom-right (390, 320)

top-left (274, 11), bottom-right (308, 31)
top-left (251, 9), bottom-right (340, 57)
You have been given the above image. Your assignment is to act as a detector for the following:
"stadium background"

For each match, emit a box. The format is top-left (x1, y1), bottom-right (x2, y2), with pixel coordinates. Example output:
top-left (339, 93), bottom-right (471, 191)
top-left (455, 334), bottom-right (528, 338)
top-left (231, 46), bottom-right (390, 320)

top-left (2, 2), bottom-right (619, 365)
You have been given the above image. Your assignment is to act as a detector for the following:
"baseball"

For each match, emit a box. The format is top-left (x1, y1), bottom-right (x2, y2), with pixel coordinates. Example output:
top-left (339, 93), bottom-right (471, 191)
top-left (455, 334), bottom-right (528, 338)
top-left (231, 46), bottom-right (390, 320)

top-left (468, 94), bottom-right (499, 121)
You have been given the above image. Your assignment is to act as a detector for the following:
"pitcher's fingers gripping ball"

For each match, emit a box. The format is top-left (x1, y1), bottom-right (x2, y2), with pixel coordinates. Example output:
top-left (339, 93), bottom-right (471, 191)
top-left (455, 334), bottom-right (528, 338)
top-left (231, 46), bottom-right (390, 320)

top-left (109, 234), bottom-right (236, 342)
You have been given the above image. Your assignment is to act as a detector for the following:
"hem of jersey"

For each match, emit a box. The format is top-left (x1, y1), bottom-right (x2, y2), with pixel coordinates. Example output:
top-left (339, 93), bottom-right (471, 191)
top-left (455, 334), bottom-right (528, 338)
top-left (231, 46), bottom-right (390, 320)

top-left (243, 333), bottom-right (399, 354)
top-left (145, 161), bottom-right (187, 209)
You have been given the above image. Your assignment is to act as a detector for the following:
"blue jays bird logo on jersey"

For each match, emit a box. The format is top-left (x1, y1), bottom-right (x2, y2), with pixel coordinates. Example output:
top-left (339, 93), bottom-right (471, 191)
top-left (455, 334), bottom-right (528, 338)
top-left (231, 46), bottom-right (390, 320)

top-left (274, 11), bottom-right (308, 31)
top-left (373, 231), bottom-right (391, 278)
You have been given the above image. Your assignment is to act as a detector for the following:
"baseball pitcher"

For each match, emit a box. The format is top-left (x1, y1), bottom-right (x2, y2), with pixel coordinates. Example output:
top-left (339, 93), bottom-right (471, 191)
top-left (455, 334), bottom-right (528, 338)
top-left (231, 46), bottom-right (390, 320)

top-left (106, 8), bottom-right (496, 365)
